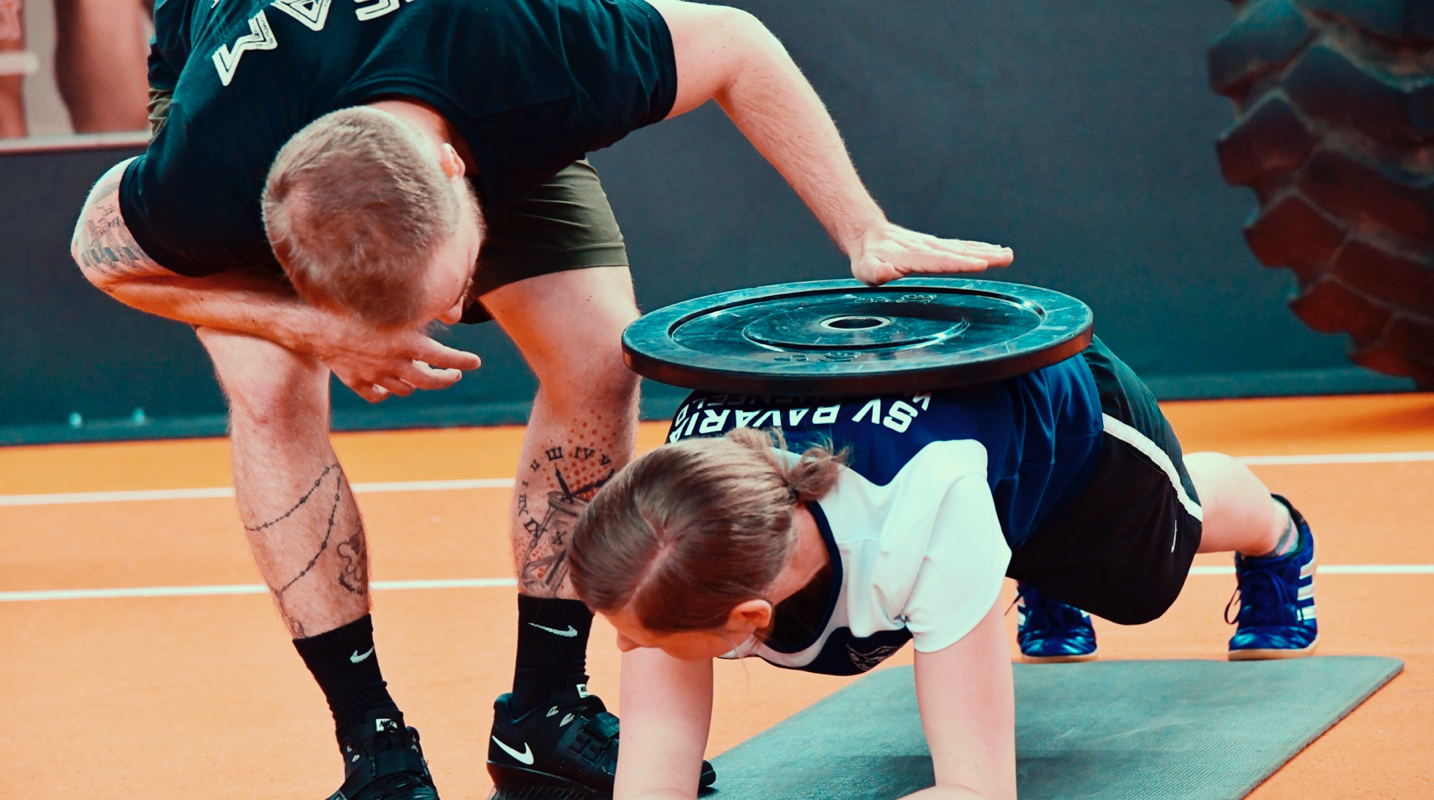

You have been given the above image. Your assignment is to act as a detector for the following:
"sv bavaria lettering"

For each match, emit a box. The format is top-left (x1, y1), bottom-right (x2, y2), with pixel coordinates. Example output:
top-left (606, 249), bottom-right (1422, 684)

top-left (669, 393), bottom-right (934, 442)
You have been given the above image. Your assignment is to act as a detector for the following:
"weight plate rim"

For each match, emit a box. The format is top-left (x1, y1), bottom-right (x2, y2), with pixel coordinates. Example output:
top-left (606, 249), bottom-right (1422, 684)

top-left (646, 277), bottom-right (1056, 328)
top-left (622, 277), bottom-right (1094, 397)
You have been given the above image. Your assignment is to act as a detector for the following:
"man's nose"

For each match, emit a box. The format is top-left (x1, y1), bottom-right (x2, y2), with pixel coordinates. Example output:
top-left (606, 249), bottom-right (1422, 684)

top-left (438, 301), bottom-right (464, 325)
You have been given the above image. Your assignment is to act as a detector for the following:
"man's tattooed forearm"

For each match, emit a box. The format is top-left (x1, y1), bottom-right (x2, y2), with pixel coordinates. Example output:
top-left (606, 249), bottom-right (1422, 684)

top-left (518, 444), bottom-right (615, 595)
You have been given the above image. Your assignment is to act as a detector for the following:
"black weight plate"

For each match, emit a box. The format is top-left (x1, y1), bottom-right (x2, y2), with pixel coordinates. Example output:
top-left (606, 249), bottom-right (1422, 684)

top-left (622, 278), bottom-right (1094, 397)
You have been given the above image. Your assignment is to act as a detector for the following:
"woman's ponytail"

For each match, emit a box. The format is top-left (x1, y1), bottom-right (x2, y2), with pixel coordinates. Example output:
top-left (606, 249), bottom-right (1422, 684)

top-left (726, 426), bottom-right (846, 505)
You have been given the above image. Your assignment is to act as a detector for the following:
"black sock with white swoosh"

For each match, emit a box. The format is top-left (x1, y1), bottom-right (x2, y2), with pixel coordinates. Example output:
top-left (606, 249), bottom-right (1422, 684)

top-left (293, 614), bottom-right (403, 749)
top-left (511, 595), bottom-right (594, 715)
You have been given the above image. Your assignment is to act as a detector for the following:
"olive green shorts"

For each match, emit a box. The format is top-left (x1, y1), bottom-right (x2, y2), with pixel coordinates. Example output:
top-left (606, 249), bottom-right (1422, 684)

top-left (461, 159), bottom-right (629, 323)
top-left (150, 89), bottom-right (626, 326)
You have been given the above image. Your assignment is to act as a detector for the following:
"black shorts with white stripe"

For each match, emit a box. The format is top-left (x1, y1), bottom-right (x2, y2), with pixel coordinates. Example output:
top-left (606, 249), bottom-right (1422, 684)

top-left (1006, 337), bottom-right (1204, 625)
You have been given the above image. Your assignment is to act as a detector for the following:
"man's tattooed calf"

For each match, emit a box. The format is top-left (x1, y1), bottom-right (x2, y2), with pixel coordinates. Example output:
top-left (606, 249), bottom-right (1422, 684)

top-left (337, 526), bottom-right (369, 596)
top-left (517, 444), bottom-right (614, 596)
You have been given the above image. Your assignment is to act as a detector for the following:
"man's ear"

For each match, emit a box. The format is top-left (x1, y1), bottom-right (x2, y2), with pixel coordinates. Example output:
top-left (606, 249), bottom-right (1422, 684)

top-left (438, 142), bottom-right (466, 179)
top-left (726, 599), bottom-right (773, 633)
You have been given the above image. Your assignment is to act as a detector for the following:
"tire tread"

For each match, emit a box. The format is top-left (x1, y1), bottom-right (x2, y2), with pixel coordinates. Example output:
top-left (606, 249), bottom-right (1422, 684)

top-left (1212, 0), bottom-right (1434, 385)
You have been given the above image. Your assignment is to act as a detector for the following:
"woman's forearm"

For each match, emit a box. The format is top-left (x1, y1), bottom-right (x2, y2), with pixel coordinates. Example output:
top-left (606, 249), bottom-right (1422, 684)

top-left (614, 649), bottom-right (714, 800)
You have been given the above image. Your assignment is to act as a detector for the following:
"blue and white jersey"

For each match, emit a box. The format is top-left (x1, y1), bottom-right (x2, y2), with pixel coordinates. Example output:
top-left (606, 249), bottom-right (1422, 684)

top-left (666, 355), bottom-right (1105, 675)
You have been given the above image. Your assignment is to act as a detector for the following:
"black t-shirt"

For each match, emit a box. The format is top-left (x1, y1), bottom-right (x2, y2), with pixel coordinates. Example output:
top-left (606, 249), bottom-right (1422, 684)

top-left (121, 0), bottom-right (677, 277)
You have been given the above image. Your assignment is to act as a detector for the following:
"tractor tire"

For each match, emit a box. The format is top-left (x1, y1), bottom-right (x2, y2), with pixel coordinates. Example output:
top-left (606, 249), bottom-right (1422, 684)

top-left (1209, 0), bottom-right (1434, 387)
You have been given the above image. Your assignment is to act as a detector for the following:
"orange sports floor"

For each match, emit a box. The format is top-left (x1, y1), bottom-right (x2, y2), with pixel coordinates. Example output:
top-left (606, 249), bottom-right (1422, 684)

top-left (3, 393), bottom-right (1432, 798)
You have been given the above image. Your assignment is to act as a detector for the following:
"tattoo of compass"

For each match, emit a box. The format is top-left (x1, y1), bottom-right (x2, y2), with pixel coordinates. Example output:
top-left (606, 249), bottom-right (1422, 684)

top-left (519, 464), bottom-right (615, 595)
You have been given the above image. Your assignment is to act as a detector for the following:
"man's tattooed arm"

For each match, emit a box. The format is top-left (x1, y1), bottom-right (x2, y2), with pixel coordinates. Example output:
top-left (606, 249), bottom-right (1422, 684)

top-left (71, 159), bottom-right (170, 288)
top-left (517, 443), bottom-right (616, 597)
top-left (67, 159), bottom-right (335, 359)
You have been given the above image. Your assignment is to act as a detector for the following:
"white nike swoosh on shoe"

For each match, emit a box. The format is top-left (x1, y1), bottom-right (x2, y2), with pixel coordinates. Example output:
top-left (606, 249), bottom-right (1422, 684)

top-left (350, 647), bottom-right (375, 663)
top-left (492, 735), bottom-right (535, 765)
top-left (527, 623), bottom-right (579, 638)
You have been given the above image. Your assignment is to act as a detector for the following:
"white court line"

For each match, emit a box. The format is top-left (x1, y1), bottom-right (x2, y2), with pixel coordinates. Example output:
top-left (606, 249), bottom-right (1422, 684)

top-left (0, 478), bottom-right (515, 507)
top-left (2, 567), bottom-right (1428, 604)
top-left (1190, 565), bottom-right (1433, 575)
top-left (1236, 451), bottom-right (1434, 465)
top-left (0, 578), bottom-right (518, 603)
top-left (3, 451), bottom-right (1434, 508)
top-left (1, 451), bottom-right (1431, 508)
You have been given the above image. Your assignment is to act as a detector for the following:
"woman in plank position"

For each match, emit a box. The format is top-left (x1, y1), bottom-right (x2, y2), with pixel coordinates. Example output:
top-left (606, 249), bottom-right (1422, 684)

top-left (566, 337), bottom-right (1318, 799)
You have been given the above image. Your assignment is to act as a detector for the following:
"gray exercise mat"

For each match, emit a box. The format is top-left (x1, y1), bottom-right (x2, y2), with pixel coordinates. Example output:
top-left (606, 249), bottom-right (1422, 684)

top-left (707, 657), bottom-right (1402, 800)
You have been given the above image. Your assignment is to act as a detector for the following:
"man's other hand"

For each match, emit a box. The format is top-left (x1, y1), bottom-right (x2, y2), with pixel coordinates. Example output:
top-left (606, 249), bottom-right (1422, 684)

top-left (310, 319), bottom-right (483, 403)
top-left (850, 222), bottom-right (1013, 286)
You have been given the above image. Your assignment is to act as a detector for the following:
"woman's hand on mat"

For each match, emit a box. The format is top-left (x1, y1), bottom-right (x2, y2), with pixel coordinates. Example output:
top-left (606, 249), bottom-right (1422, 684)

top-left (901, 786), bottom-right (999, 799)
top-left (849, 221), bottom-right (1013, 286)
top-left (308, 317), bottom-right (483, 403)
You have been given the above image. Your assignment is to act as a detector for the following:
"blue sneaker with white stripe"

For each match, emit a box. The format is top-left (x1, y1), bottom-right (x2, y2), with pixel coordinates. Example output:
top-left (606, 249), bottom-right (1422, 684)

top-left (1227, 495), bottom-right (1319, 660)
top-left (1015, 583), bottom-right (1097, 663)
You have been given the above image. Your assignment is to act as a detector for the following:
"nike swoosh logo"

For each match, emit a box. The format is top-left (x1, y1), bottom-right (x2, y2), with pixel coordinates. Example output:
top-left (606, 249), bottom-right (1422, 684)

top-left (492, 735), bottom-right (535, 765)
top-left (528, 623), bottom-right (579, 638)
top-left (350, 647), bottom-right (375, 664)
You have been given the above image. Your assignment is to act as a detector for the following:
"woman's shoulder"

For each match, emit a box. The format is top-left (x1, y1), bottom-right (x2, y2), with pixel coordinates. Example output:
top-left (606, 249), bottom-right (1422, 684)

top-left (828, 439), bottom-right (991, 507)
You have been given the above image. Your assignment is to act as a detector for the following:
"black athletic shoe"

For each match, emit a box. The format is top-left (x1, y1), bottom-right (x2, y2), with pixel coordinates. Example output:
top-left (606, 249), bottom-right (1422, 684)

top-left (328, 719), bottom-right (439, 800)
top-left (487, 684), bottom-right (716, 795)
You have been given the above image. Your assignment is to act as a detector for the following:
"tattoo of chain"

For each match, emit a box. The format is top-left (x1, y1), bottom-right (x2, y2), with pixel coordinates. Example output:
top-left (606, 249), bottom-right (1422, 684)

top-left (244, 464), bottom-right (337, 533)
top-left (518, 446), bottom-right (614, 596)
top-left (242, 463), bottom-right (347, 635)
top-left (280, 607), bottom-right (306, 638)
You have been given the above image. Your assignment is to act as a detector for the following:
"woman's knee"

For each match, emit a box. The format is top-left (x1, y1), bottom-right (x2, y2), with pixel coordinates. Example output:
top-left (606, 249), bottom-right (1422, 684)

top-left (1186, 452), bottom-right (1267, 511)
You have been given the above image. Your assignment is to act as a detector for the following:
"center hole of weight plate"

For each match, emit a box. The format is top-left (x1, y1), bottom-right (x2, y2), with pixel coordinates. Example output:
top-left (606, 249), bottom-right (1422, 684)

top-left (819, 315), bottom-right (892, 331)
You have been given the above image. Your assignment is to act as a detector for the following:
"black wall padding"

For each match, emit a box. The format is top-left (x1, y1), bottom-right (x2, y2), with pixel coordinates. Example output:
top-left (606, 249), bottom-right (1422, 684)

top-left (1, 2), bottom-right (1415, 444)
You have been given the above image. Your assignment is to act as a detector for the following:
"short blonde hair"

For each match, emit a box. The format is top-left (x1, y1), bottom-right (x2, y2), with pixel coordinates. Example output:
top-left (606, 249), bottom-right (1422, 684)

top-left (262, 106), bottom-right (468, 329)
top-left (570, 427), bottom-right (846, 633)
